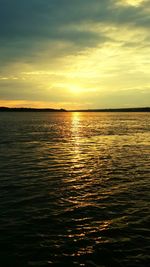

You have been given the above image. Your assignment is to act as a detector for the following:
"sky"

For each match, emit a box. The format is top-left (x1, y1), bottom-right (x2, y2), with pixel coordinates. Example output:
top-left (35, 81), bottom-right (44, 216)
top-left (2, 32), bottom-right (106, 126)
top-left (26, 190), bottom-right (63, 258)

top-left (0, 0), bottom-right (150, 109)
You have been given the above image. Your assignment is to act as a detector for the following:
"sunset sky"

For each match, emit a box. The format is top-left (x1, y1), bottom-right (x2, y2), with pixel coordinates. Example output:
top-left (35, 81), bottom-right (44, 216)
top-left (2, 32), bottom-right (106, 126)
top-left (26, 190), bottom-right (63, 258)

top-left (0, 0), bottom-right (150, 109)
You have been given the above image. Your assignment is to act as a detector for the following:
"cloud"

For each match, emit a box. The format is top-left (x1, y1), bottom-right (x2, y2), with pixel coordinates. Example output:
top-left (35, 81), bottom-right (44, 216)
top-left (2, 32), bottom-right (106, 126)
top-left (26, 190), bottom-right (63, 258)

top-left (0, 0), bottom-right (149, 62)
top-left (0, 0), bottom-right (149, 108)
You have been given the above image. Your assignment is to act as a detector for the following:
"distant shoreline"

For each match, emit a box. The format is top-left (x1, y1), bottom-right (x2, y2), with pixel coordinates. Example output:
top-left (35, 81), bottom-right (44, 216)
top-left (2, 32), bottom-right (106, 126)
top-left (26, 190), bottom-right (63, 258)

top-left (0, 107), bottom-right (150, 112)
top-left (69, 107), bottom-right (150, 112)
top-left (0, 107), bottom-right (67, 112)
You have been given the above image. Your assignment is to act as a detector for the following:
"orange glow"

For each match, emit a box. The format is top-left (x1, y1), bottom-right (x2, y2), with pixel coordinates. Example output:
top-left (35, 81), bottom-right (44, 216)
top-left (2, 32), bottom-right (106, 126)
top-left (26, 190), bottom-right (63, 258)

top-left (0, 100), bottom-right (64, 109)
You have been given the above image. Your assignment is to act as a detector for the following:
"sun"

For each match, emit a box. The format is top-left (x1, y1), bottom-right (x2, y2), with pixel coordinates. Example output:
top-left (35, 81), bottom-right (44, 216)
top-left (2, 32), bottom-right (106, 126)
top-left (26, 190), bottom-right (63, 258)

top-left (69, 85), bottom-right (84, 94)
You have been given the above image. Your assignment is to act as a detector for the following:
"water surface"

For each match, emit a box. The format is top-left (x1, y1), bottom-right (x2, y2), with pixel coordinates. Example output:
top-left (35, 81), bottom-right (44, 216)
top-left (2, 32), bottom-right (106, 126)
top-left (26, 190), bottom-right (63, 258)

top-left (0, 112), bottom-right (150, 266)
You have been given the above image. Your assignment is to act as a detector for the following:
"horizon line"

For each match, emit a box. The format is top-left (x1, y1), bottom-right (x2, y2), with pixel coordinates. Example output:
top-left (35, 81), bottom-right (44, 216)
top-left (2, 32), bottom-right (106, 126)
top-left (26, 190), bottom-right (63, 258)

top-left (0, 106), bottom-right (150, 112)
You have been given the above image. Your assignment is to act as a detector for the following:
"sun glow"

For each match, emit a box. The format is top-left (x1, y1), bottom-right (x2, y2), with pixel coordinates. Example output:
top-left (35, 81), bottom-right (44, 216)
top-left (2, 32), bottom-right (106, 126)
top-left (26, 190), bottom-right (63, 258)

top-left (69, 85), bottom-right (84, 94)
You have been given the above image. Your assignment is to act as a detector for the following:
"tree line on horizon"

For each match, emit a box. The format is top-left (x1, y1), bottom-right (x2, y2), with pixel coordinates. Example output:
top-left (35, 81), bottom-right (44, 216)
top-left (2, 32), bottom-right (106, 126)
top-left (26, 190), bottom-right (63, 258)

top-left (0, 107), bottom-right (150, 112)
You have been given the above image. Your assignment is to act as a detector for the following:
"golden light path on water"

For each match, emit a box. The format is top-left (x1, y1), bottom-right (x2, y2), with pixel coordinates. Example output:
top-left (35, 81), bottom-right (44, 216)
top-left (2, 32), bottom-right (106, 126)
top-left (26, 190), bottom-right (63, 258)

top-left (63, 112), bottom-right (112, 256)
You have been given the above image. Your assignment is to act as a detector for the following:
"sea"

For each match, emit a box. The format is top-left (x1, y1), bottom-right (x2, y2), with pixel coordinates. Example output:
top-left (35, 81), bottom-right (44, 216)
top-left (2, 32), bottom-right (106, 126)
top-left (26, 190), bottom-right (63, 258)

top-left (0, 112), bottom-right (149, 267)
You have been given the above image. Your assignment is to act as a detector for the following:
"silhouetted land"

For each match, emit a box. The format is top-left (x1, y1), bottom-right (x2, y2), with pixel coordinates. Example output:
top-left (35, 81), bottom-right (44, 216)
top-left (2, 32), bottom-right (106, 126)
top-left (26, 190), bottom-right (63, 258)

top-left (0, 107), bottom-right (67, 112)
top-left (0, 107), bottom-right (150, 112)
top-left (70, 107), bottom-right (150, 112)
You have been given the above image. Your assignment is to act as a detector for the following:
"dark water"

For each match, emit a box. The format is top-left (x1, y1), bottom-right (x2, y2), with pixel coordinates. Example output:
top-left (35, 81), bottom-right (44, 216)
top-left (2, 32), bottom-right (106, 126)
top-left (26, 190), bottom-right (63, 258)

top-left (0, 112), bottom-right (150, 267)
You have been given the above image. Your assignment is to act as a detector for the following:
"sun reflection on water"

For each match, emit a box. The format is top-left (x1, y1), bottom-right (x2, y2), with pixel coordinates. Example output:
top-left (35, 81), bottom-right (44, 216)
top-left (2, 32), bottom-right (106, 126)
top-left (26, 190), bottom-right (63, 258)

top-left (70, 112), bottom-right (83, 165)
top-left (60, 113), bottom-right (116, 255)
top-left (71, 112), bottom-right (81, 138)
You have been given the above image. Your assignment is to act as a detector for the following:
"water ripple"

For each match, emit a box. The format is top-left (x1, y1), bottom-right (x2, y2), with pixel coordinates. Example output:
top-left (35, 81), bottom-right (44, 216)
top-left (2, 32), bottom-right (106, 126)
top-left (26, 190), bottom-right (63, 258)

top-left (0, 112), bottom-right (149, 266)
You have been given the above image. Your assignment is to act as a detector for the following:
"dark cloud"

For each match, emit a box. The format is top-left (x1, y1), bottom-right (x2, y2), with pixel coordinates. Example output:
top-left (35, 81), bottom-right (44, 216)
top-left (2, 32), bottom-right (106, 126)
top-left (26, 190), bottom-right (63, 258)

top-left (0, 0), bottom-right (111, 65)
top-left (0, 0), bottom-right (149, 66)
top-left (0, 0), bottom-right (148, 38)
top-left (0, 0), bottom-right (110, 40)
